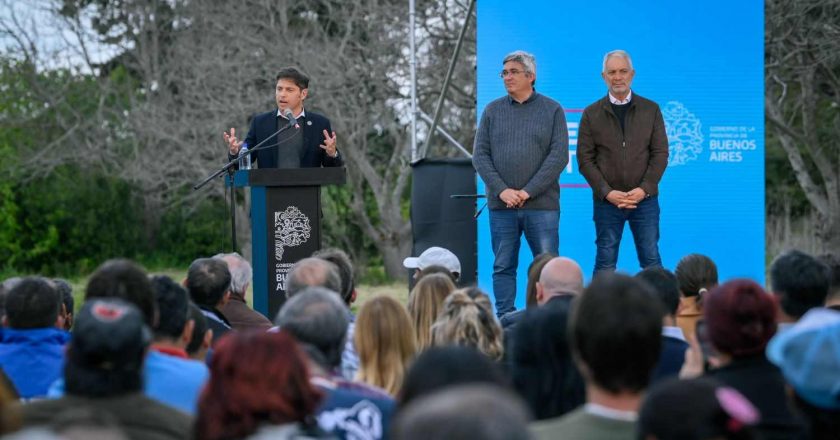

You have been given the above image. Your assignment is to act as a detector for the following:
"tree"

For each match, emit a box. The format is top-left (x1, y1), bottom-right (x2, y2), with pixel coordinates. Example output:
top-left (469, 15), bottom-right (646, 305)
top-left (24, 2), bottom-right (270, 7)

top-left (2, 0), bottom-right (477, 278)
top-left (82, 0), bottom-right (477, 278)
top-left (765, 0), bottom-right (840, 252)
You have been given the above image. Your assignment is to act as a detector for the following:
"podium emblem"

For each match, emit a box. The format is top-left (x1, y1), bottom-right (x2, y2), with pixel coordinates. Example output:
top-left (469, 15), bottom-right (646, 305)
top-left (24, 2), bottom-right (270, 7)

top-left (274, 206), bottom-right (312, 261)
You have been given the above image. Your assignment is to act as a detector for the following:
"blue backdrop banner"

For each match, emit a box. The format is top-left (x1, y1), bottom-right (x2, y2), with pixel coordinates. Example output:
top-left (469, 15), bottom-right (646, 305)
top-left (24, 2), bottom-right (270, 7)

top-left (475, 0), bottom-right (765, 312)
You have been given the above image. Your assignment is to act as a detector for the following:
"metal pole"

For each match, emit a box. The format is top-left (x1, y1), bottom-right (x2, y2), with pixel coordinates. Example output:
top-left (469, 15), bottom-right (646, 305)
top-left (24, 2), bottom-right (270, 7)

top-left (418, 111), bottom-right (471, 158)
top-left (409, 0), bottom-right (418, 162)
top-left (229, 173), bottom-right (238, 252)
top-left (418, 0), bottom-right (475, 161)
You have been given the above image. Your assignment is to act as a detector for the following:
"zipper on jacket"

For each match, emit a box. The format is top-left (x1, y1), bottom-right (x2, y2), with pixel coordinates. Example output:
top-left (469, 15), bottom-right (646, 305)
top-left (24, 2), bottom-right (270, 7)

top-left (621, 109), bottom-right (629, 189)
top-left (621, 104), bottom-right (633, 189)
top-left (606, 102), bottom-right (629, 192)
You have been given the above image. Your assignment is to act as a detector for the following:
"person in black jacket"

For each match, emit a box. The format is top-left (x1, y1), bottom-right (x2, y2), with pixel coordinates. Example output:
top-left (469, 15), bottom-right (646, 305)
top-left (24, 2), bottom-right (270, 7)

top-left (702, 279), bottom-right (805, 440)
top-left (635, 267), bottom-right (689, 383)
top-left (223, 67), bottom-right (343, 168)
top-left (185, 258), bottom-right (233, 344)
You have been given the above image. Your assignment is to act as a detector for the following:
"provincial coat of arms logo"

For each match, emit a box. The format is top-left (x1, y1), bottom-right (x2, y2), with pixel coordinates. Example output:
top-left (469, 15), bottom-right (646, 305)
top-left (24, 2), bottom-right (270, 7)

top-left (274, 206), bottom-right (311, 261)
top-left (663, 101), bottom-right (703, 166)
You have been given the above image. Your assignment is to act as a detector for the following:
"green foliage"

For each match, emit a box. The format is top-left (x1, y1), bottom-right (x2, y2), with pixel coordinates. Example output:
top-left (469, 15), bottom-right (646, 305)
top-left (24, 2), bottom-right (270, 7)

top-left (321, 185), bottom-right (380, 276)
top-left (0, 56), bottom-right (238, 276)
top-left (154, 195), bottom-right (229, 265)
top-left (0, 167), bottom-right (229, 276)
top-left (5, 166), bottom-right (147, 275)
top-left (358, 260), bottom-right (391, 286)
top-left (0, 180), bottom-right (22, 271)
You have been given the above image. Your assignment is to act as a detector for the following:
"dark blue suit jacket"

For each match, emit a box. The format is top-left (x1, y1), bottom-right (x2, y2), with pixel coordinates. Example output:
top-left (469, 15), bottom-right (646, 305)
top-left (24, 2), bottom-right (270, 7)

top-left (651, 335), bottom-right (689, 383)
top-left (242, 109), bottom-right (343, 168)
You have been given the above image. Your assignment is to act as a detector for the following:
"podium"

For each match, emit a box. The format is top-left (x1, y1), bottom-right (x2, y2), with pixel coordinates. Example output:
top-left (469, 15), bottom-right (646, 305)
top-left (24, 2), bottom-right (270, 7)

top-left (231, 168), bottom-right (346, 320)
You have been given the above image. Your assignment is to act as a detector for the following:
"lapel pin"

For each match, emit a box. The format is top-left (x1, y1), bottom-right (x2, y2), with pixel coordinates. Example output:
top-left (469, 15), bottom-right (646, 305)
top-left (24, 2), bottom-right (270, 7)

top-left (306, 121), bottom-right (313, 126)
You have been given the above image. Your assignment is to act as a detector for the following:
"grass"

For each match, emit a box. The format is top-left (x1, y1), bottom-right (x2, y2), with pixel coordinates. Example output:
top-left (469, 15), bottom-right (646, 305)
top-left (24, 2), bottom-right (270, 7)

top-left (351, 282), bottom-right (408, 314)
top-left (64, 267), bottom-right (408, 316)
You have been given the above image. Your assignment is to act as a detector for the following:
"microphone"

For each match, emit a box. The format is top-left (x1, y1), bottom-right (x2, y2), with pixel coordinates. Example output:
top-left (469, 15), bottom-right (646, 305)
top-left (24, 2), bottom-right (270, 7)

top-left (196, 115), bottom-right (302, 191)
top-left (283, 108), bottom-right (300, 129)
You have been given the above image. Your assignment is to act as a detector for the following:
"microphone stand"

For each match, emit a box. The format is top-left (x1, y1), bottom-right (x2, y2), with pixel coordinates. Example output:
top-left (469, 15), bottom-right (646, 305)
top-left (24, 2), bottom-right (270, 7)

top-left (193, 121), bottom-right (300, 252)
top-left (449, 194), bottom-right (487, 219)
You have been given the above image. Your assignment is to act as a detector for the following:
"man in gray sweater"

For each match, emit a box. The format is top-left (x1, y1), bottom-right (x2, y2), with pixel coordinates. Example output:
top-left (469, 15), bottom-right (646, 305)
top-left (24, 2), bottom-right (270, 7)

top-left (472, 50), bottom-right (569, 317)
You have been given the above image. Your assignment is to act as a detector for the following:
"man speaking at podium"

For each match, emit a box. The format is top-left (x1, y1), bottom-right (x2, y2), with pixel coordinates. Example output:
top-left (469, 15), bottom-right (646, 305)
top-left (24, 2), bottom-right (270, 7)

top-left (223, 67), bottom-right (343, 168)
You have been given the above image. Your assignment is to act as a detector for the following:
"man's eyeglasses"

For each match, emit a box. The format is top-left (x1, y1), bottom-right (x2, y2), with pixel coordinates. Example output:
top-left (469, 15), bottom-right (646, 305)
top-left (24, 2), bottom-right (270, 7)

top-left (500, 69), bottom-right (526, 78)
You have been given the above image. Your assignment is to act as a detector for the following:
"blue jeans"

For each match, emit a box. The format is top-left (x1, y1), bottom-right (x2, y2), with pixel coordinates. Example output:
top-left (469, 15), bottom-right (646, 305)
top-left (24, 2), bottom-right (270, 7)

top-left (593, 196), bottom-right (662, 276)
top-left (489, 209), bottom-right (559, 316)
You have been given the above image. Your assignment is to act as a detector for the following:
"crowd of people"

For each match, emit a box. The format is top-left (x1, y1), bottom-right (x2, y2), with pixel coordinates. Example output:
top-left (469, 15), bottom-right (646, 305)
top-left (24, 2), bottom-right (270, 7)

top-left (0, 246), bottom-right (837, 440)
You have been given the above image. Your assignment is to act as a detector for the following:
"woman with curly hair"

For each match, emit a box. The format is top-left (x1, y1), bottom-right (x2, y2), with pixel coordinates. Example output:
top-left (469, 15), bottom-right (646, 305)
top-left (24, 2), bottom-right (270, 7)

top-left (431, 287), bottom-right (504, 361)
top-left (194, 331), bottom-right (325, 440)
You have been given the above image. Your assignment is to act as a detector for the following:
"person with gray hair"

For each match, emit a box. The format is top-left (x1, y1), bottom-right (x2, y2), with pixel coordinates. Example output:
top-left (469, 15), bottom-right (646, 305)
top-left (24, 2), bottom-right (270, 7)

top-left (392, 385), bottom-right (532, 440)
top-left (602, 49), bottom-right (633, 72)
top-left (275, 286), bottom-right (349, 370)
top-left (472, 49), bottom-right (569, 317)
top-left (284, 256), bottom-right (358, 379)
top-left (313, 248), bottom-right (363, 381)
top-left (214, 252), bottom-right (272, 331)
top-left (274, 287), bottom-right (396, 440)
top-left (577, 49), bottom-right (669, 276)
top-left (285, 257), bottom-right (342, 298)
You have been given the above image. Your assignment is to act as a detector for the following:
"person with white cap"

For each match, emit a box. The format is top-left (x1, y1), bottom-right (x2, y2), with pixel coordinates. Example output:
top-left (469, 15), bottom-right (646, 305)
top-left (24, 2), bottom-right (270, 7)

top-left (403, 247), bottom-right (462, 282)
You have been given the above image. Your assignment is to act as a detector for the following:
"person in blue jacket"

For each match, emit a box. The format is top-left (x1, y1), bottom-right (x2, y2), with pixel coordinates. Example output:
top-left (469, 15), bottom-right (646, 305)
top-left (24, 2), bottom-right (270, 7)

top-left (0, 277), bottom-right (70, 399)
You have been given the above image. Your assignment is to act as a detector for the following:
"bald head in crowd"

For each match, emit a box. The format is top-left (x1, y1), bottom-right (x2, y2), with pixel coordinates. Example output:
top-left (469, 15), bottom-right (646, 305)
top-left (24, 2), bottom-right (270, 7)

top-left (285, 257), bottom-right (342, 298)
top-left (535, 257), bottom-right (584, 305)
